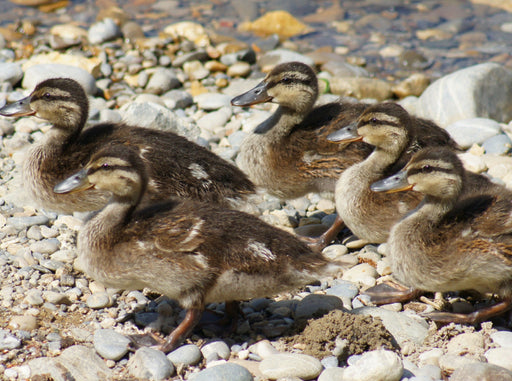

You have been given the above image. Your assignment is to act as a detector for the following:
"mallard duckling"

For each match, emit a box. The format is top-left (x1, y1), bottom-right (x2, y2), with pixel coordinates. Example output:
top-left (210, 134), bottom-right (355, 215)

top-left (231, 61), bottom-right (373, 200)
top-left (371, 147), bottom-right (512, 323)
top-left (0, 78), bottom-right (254, 213)
top-left (310, 102), bottom-right (460, 249)
top-left (54, 145), bottom-right (342, 352)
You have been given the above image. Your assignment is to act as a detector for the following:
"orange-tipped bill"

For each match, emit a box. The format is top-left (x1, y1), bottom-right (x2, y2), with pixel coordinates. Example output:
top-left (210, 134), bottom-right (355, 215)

top-left (326, 122), bottom-right (363, 143)
top-left (54, 169), bottom-right (94, 194)
top-left (0, 95), bottom-right (36, 117)
top-left (231, 81), bottom-right (272, 106)
top-left (371, 170), bottom-right (413, 193)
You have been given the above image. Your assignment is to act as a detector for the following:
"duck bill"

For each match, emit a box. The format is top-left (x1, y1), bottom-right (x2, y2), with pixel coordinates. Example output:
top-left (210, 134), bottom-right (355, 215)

top-left (231, 81), bottom-right (272, 106)
top-left (0, 95), bottom-right (36, 117)
top-left (371, 170), bottom-right (413, 193)
top-left (327, 122), bottom-right (362, 143)
top-left (53, 169), bottom-right (94, 194)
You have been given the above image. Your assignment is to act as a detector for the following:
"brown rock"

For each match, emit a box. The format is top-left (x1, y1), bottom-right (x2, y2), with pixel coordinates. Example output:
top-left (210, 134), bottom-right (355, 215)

top-left (330, 77), bottom-right (393, 101)
top-left (239, 10), bottom-right (310, 40)
top-left (392, 73), bottom-right (430, 98)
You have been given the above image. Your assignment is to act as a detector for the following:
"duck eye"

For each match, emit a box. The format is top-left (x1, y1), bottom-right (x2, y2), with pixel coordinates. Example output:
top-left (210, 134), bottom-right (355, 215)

top-left (370, 117), bottom-right (378, 124)
top-left (44, 92), bottom-right (51, 99)
top-left (101, 163), bottom-right (110, 169)
top-left (421, 165), bottom-right (433, 173)
top-left (281, 77), bottom-right (292, 84)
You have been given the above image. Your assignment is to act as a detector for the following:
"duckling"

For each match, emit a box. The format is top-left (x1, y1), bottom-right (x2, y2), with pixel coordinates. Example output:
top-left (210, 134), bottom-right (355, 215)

top-left (0, 78), bottom-right (255, 213)
top-left (54, 145), bottom-right (342, 352)
top-left (231, 61), bottom-right (373, 200)
top-left (310, 102), bottom-right (460, 249)
top-left (371, 147), bottom-right (512, 324)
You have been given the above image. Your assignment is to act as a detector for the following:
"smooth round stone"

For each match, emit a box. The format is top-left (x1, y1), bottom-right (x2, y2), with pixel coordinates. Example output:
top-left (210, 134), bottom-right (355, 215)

top-left (322, 245), bottom-right (349, 261)
top-left (259, 353), bottom-right (323, 380)
top-left (7, 215), bottom-right (49, 231)
top-left (343, 349), bottom-right (403, 381)
top-left (418, 348), bottom-right (443, 366)
top-left (227, 61), bottom-right (251, 77)
top-left (9, 315), bottom-right (37, 331)
top-left (458, 152), bottom-right (487, 173)
top-left (24, 289), bottom-right (44, 306)
top-left (127, 347), bottom-right (174, 380)
top-left (146, 68), bottom-right (181, 95)
top-left (450, 362), bottom-right (512, 381)
top-left (248, 340), bottom-right (280, 359)
top-left (415, 364), bottom-right (442, 380)
top-left (88, 18), bottom-right (121, 45)
top-left (438, 354), bottom-right (479, 374)
top-left (201, 340), bottom-right (231, 360)
top-left (322, 60), bottom-right (369, 78)
top-left (23, 64), bottom-right (97, 95)
top-left (197, 107), bottom-right (232, 131)
top-left (485, 347), bottom-right (512, 371)
top-left (189, 363), bottom-right (253, 381)
top-left (86, 292), bottom-right (111, 309)
top-left (352, 307), bottom-right (429, 347)
top-left (93, 329), bottom-right (131, 361)
top-left (51, 249), bottom-right (77, 264)
top-left (318, 367), bottom-right (344, 381)
top-left (0, 330), bottom-right (21, 350)
top-left (162, 90), bottom-right (193, 109)
top-left (326, 280), bottom-right (359, 299)
top-left (446, 332), bottom-right (484, 355)
top-left (26, 225), bottom-right (43, 240)
top-left (227, 130), bottom-right (247, 149)
top-left (445, 118), bottom-right (501, 149)
top-left (482, 133), bottom-right (512, 155)
top-left (167, 344), bottom-right (202, 366)
top-left (342, 263), bottom-right (378, 285)
top-left (258, 49), bottom-right (314, 70)
top-left (0, 62), bottom-right (23, 85)
top-left (194, 93), bottom-right (232, 110)
top-left (43, 291), bottom-right (69, 305)
top-left (30, 238), bottom-right (60, 254)
top-left (491, 331), bottom-right (512, 348)
top-left (294, 294), bottom-right (344, 320)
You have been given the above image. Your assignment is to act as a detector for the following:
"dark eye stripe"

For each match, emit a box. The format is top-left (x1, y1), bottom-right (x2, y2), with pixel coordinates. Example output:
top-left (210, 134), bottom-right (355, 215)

top-left (408, 166), bottom-right (452, 176)
top-left (361, 119), bottom-right (400, 127)
top-left (34, 94), bottom-right (71, 102)
top-left (89, 165), bottom-right (130, 175)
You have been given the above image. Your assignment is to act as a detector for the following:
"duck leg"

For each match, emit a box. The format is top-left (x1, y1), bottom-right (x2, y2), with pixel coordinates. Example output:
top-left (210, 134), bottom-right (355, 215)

top-left (158, 307), bottom-right (204, 353)
top-left (364, 281), bottom-right (423, 305)
top-left (423, 298), bottom-right (512, 325)
top-left (300, 215), bottom-right (345, 252)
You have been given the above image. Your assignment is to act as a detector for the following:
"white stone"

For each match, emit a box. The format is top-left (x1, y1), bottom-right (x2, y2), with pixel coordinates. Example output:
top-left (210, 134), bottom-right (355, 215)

top-left (22, 64), bottom-right (97, 95)
top-left (415, 63), bottom-right (512, 127)
top-left (342, 349), bottom-right (403, 381)
top-left (491, 331), bottom-right (512, 348)
top-left (446, 118), bottom-right (501, 149)
top-left (485, 347), bottom-right (512, 371)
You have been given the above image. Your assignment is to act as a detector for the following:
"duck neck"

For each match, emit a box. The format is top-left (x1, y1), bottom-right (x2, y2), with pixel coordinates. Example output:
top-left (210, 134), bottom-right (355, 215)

top-left (407, 195), bottom-right (457, 225)
top-left (49, 101), bottom-right (88, 146)
top-left (361, 145), bottom-right (401, 177)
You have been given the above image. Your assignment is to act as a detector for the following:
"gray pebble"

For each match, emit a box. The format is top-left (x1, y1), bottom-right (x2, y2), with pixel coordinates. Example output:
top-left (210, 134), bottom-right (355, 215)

top-left (146, 68), bottom-right (181, 95)
top-left (294, 294), bottom-right (344, 320)
top-left (23, 64), bottom-right (97, 95)
top-left (87, 292), bottom-right (111, 309)
top-left (445, 118), bottom-right (501, 149)
top-left (0, 329), bottom-right (21, 350)
top-left (162, 90), bottom-right (193, 109)
top-left (88, 18), bottom-right (122, 45)
top-left (30, 238), bottom-right (60, 254)
top-left (43, 291), bottom-right (69, 305)
top-left (482, 133), bottom-right (512, 154)
top-left (259, 353), bottom-right (323, 380)
top-left (93, 329), bottom-right (131, 361)
top-left (321, 356), bottom-right (339, 368)
top-left (343, 349), bottom-right (403, 381)
top-left (24, 289), bottom-right (44, 306)
top-left (450, 362), bottom-right (512, 381)
top-left (189, 363), bottom-right (253, 381)
top-left (194, 93), bottom-right (232, 110)
top-left (26, 225), bottom-right (43, 240)
top-left (201, 340), bottom-right (231, 360)
top-left (485, 347), bottom-right (512, 372)
top-left (7, 215), bottom-right (49, 231)
top-left (127, 347), bottom-right (174, 380)
top-left (0, 62), bottom-right (23, 85)
top-left (326, 280), bottom-right (359, 300)
top-left (491, 331), bottom-right (512, 348)
top-left (318, 367), bottom-right (345, 381)
top-left (167, 344), bottom-right (202, 366)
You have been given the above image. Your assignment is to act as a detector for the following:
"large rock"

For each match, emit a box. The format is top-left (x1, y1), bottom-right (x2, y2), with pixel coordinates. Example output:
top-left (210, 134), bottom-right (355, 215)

top-left (415, 63), bottom-right (512, 127)
top-left (120, 101), bottom-right (200, 141)
top-left (22, 63), bottom-right (98, 95)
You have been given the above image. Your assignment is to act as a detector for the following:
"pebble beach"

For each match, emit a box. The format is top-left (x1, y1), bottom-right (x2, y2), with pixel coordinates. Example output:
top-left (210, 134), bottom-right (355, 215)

top-left (1, 0), bottom-right (512, 380)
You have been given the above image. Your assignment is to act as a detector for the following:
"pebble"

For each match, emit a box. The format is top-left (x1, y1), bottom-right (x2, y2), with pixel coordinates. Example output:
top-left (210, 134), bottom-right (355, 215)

top-left (0, 330), bottom-right (21, 350)
top-left (343, 349), bottom-right (403, 381)
top-left (294, 294), bottom-right (344, 320)
top-left (450, 362), bottom-right (512, 381)
top-left (201, 340), bottom-right (231, 361)
top-left (93, 329), bottom-right (131, 361)
top-left (259, 353), bottom-right (323, 380)
top-left (318, 367), bottom-right (345, 381)
top-left (341, 263), bottom-right (378, 287)
top-left (445, 118), bottom-right (502, 149)
top-left (438, 354), bottom-right (479, 374)
top-left (194, 93), bottom-right (232, 110)
top-left (88, 18), bottom-right (122, 45)
top-left (7, 215), bottom-right (49, 230)
top-left (30, 238), bottom-right (60, 254)
top-left (86, 292), bottom-right (112, 309)
top-left (167, 343), bottom-right (202, 366)
top-left (482, 133), bottom-right (512, 154)
top-left (22, 64), bottom-right (97, 95)
top-left (248, 340), bottom-right (280, 359)
top-left (484, 347), bottom-right (512, 371)
top-left (352, 307), bottom-right (429, 346)
top-left (326, 280), bottom-right (359, 299)
top-left (0, 62), bottom-right (23, 85)
top-left (146, 68), bottom-right (181, 95)
top-left (9, 315), bottom-right (37, 331)
top-left (189, 362), bottom-right (254, 381)
top-left (322, 244), bottom-right (349, 261)
top-left (446, 332), bottom-right (484, 356)
top-left (491, 331), bottom-right (512, 348)
top-left (127, 347), bottom-right (174, 380)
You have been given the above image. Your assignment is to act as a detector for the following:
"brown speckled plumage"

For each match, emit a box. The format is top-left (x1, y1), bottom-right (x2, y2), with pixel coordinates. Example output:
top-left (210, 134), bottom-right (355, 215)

top-left (0, 78), bottom-right (254, 213)
top-left (381, 148), bottom-right (512, 322)
top-left (232, 61), bottom-right (372, 199)
top-left (56, 145), bottom-right (341, 351)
